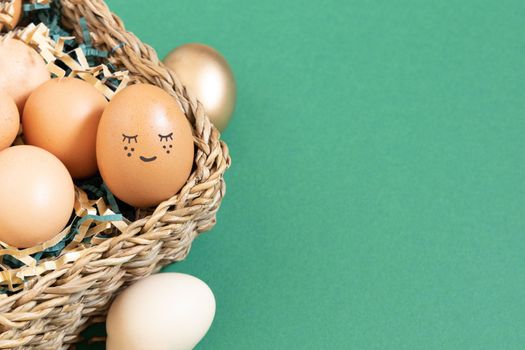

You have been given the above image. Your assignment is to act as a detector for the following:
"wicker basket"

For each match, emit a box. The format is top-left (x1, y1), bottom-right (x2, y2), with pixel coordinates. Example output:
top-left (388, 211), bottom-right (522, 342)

top-left (0, 0), bottom-right (230, 348)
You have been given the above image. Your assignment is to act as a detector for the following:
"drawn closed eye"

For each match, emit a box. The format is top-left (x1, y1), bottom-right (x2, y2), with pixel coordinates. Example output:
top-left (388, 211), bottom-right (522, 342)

top-left (122, 134), bottom-right (138, 143)
top-left (158, 132), bottom-right (173, 142)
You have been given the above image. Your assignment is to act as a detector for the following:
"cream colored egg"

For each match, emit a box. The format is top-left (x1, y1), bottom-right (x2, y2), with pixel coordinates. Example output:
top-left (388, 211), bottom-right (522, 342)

top-left (106, 273), bottom-right (215, 350)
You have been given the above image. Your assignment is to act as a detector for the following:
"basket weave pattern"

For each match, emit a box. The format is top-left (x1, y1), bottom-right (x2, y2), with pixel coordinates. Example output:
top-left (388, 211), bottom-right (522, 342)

top-left (0, 0), bottom-right (230, 348)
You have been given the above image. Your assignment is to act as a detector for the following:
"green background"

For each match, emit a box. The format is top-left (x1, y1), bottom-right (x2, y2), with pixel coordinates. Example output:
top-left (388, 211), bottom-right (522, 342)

top-left (86, 0), bottom-right (525, 349)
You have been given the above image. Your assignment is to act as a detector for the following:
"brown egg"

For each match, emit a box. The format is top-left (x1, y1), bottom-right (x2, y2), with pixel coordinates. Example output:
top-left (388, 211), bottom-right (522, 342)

top-left (0, 145), bottom-right (75, 248)
top-left (23, 78), bottom-right (108, 179)
top-left (0, 93), bottom-right (19, 151)
top-left (0, 0), bottom-right (22, 31)
top-left (163, 43), bottom-right (236, 132)
top-left (97, 84), bottom-right (194, 208)
top-left (0, 38), bottom-right (50, 113)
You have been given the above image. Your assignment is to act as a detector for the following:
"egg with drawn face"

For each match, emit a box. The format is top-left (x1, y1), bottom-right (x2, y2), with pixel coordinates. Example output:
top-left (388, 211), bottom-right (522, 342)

top-left (96, 84), bottom-right (194, 208)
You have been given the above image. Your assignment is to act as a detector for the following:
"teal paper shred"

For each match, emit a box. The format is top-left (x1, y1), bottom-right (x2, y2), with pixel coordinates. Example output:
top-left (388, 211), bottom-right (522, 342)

top-left (78, 17), bottom-right (111, 65)
top-left (106, 78), bottom-right (120, 91)
top-left (32, 2), bottom-right (74, 45)
top-left (23, 3), bottom-right (51, 11)
top-left (79, 182), bottom-right (121, 214)
top-left (101, 183), bottom-right (121, 214)
top-left (105, 63), bottom-right (120, 89)
top-left (110, 42), bottom-right (126, 54)
top-left (80, 184), bottom-right (104, 198)
top-left (79, 44), bottom-right (109, 59)
top-left (79, 17), bottom-right (92, 46)
top-left (2, 254), bottom-right (23, 268)
top-left (71, 213), bottom-right (124, 238)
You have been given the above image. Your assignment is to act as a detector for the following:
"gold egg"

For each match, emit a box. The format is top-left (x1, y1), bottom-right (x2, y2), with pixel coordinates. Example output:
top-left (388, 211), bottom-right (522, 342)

top-left (163, 43), bottom-right (236, 132)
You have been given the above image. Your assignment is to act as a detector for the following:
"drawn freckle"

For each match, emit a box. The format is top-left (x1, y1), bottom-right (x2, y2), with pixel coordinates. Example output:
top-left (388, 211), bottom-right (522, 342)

top-left (167, 150), bottom-right (170, 154)
top-left (163, 145), bottom-right (166, 149)
top-left (169, 145), bottom-right (172, 148)
top-left (127, 153), bottom-right (132, 157)
top-left (124, 146), bottom-right (128, 150)
top-left (131, 148), bottom-right (135, 151)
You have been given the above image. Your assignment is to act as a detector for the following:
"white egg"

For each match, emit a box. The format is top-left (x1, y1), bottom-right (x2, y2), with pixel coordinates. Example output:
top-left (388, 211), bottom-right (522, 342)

top-left (106, 273), bottom-right (216, 350)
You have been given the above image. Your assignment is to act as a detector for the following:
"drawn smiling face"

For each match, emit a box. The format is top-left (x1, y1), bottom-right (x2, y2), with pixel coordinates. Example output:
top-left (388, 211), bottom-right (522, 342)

top-left (96, 84), bottom-right (195, 208)
top-left (121, 131), bottom-right (174, 163)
